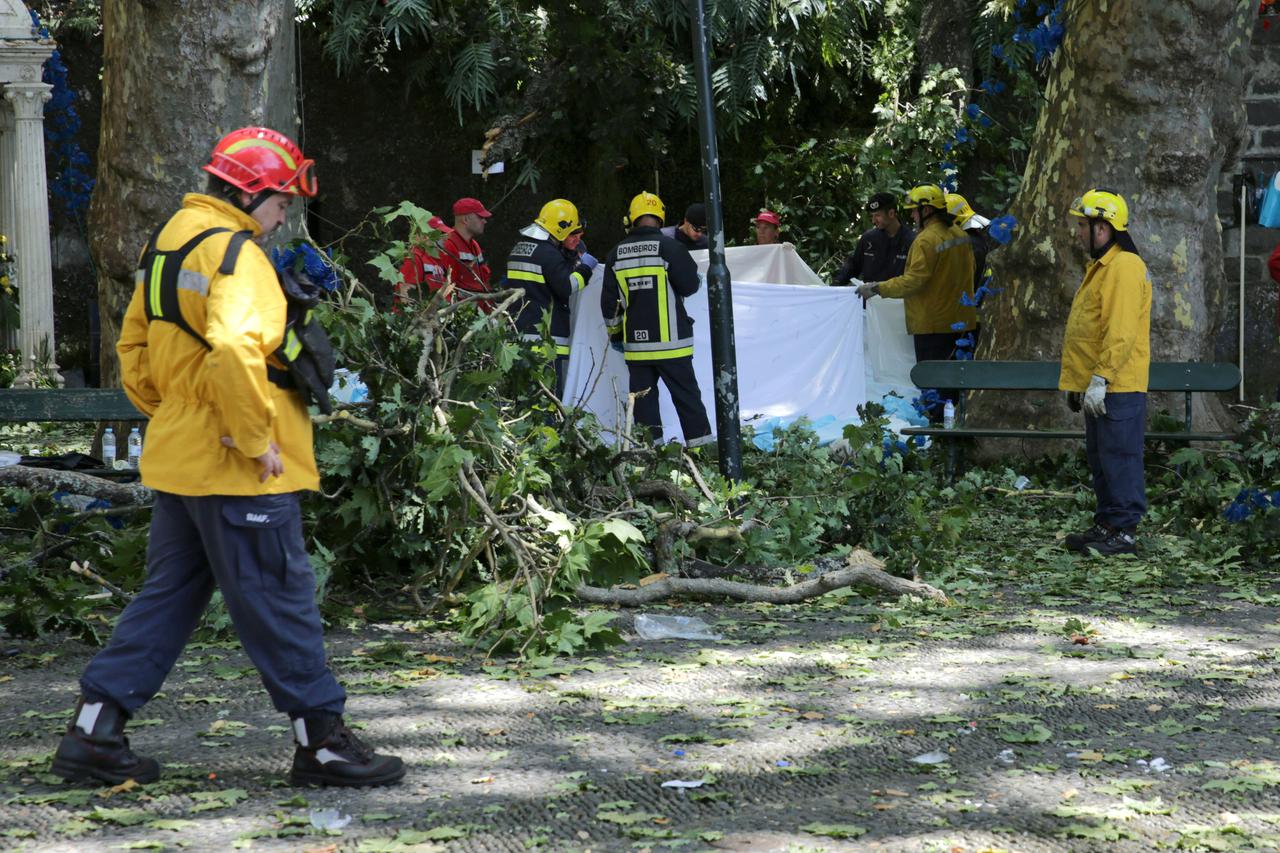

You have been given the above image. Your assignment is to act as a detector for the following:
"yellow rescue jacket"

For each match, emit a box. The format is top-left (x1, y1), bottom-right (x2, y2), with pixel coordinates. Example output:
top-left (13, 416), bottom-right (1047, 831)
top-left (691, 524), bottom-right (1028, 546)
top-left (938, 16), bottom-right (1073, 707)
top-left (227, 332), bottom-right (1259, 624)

top-left (1058, 243), bottom-right (1151, 393)
top-left (876, 218), bottom-right (977, 335)
top-left (117, 194), bottom-right (320, 496)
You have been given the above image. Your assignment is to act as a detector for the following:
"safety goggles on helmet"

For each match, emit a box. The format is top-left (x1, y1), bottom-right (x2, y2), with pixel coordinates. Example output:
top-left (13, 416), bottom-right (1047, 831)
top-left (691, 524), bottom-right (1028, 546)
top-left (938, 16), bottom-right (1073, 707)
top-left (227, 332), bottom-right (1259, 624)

top-left (203, 127), bottom-right (317, 198)
top-left (1068, 188), bottom-right (1128, 231)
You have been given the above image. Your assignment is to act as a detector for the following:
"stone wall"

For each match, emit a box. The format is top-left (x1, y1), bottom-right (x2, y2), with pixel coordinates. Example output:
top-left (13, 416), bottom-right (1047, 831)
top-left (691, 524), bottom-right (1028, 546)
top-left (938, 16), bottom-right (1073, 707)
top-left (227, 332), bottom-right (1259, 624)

top-left (1219, 15), bottom-right (1280, 403)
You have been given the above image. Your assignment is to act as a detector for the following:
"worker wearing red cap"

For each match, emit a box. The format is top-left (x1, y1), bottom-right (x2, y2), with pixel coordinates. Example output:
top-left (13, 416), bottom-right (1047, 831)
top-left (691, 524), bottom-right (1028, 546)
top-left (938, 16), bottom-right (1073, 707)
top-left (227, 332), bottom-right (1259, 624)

top-left (436, 197), bottom-right (494, 309)
top-left (752, 209), bottom-right (782, 245)
top-left (397, 215), bottom-right (449, 306)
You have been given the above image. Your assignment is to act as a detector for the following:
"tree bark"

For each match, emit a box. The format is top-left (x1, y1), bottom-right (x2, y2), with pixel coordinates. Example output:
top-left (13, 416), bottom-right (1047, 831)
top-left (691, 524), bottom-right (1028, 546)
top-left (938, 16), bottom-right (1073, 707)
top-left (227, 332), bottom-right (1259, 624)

top-left (91, 1), bottom-right (298, 390)
top-left (978, 0), bottom-right (1255, 432)
top-left (915, 0), bottom-right (976, 99)
top-left (0, 464), bottom-right (152, 504)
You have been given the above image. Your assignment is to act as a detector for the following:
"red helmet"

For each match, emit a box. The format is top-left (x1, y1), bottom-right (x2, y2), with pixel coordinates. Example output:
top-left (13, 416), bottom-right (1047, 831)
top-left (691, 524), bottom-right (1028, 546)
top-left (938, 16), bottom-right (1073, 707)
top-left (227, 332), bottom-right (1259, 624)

top-left (202, 126), bottom-right (317, 198)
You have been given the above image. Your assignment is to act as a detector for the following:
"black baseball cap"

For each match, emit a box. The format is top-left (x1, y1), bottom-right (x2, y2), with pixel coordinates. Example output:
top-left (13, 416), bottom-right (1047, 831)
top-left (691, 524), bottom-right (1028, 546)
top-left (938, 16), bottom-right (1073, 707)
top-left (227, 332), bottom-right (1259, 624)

top-left (684, 203), bottom-right (707, 228)
top-left (867, 192), bottom-right (897, 212)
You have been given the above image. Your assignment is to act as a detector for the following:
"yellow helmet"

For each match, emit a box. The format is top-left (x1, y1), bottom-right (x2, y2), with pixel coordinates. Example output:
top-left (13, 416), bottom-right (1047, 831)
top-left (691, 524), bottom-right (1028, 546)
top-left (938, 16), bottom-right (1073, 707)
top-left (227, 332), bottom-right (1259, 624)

top-left (945, 192), bottom-right (976, 223)
top-left (535, 199), bottom-right (582, 242)
top-left (1068, 188), bottom-right (1128, 231)
top-left (627, 191), bottom-right (665, 227)
top-left (901, 185), bottom-right (947, 211)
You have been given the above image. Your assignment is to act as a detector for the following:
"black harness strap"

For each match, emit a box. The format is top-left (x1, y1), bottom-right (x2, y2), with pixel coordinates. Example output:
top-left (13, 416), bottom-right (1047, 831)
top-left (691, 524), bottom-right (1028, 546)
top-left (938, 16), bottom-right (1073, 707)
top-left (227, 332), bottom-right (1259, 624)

top-left (141, 226), bottom-right (253, 350)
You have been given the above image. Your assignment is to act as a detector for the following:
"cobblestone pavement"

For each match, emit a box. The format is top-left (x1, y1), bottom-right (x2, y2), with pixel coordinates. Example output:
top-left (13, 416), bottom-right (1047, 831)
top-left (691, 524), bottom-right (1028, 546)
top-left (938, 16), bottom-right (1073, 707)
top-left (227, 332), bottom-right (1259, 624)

top-left (3, 591), bottom-right (1279, 852)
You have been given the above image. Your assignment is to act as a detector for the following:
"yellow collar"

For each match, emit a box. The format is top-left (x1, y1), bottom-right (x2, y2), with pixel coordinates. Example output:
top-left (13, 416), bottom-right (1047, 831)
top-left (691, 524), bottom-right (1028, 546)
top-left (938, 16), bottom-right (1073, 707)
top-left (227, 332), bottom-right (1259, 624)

top-left (182, 193), bottom-right (264, 237)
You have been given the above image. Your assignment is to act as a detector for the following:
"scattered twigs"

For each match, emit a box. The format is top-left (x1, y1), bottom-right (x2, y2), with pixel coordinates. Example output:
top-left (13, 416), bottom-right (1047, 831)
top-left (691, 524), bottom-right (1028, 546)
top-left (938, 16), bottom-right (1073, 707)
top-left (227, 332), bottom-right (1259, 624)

top-left (576, 549), bottom-right (947, 606)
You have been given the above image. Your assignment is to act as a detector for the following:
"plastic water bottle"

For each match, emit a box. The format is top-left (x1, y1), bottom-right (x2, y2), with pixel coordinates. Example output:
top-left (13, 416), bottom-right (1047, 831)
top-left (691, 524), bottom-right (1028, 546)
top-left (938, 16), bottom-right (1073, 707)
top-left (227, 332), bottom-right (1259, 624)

top-left (101, 428), bottom-right (116, 468)
top-left (127, 427), bottom-right (143, 469)
top-left (942, 400), bottom-right (956, 429)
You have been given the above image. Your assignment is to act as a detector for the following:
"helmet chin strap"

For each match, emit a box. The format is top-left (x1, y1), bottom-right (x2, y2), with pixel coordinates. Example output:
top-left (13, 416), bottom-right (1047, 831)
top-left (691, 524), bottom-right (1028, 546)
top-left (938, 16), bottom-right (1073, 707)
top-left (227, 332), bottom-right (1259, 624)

top-left (240, 191), bottom-right (271, 216)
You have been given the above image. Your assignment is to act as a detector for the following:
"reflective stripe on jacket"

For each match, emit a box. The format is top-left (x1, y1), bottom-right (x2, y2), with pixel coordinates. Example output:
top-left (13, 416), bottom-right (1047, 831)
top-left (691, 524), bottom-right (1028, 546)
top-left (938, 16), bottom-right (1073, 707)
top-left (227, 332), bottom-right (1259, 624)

top-left (1058, 243), bottom-right (1151, 393)
top-left (876, 218), bottom-right (977, 335)
top-left (507, 226), bottom-right (590, 355)
top-left (600, 226), bottom-right (701, 361)
top-left (117, 193), bottom-right (319, 496)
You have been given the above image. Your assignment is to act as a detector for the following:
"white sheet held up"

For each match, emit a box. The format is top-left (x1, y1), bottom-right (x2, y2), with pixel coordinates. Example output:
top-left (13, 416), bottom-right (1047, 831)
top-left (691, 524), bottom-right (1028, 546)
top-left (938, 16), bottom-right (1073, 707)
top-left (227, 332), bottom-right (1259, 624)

top-left (564, 243), bottom-right (865, 444)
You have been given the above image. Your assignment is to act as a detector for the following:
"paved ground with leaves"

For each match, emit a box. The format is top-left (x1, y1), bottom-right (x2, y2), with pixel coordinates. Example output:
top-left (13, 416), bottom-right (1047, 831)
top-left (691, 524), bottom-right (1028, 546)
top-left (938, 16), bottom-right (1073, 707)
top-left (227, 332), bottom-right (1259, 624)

top-left (3, 511), bottom-right (1280, 852)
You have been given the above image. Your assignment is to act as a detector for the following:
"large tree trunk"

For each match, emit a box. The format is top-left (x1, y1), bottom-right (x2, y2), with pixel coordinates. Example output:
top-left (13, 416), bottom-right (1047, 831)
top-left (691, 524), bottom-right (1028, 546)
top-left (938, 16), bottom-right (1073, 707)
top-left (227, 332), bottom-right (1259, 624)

top-left (915, 0), bottom-right (975, 98)
top-left (90, 1), bottom-right (297, 390)
top-left (978, 0), bottom-right (1255, 432)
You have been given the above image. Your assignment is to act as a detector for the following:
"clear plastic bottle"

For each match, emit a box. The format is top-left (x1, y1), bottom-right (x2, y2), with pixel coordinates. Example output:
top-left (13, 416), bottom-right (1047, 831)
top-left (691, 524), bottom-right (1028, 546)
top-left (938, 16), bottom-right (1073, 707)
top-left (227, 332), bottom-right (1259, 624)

top-left (942, 400), bottom-right (956, 429)
top-left (101, 428), bottom-right (116, 468)
top-left (127, 427), bottom-right (142, 469)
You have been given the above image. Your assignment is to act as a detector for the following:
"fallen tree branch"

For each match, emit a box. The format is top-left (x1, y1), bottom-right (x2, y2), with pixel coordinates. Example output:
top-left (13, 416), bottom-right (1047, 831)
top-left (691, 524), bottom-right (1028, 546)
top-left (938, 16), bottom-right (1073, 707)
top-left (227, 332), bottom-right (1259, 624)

top-left (682, 451), bottom-right (717, 505)
top-left (634, 480), bottom-right (698, 510)
top-left (311, 410), bottom-right (409, 435)
top-left (0, 466), bottom-right (152, 505)
top-left (575, 549), bottom-right (947, 605)
top-left (68, 560), bottom-right (133, 602)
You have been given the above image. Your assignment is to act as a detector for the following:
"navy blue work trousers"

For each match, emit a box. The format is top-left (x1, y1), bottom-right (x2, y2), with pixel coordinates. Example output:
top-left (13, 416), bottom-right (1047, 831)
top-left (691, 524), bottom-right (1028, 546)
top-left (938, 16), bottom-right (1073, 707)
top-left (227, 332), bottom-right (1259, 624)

top-left (629, 356), bottom-right (712, 446)
top-left (1084, 391), bottom-right (1147, 530)
top-left (80, 491), bottom-right (346, 716)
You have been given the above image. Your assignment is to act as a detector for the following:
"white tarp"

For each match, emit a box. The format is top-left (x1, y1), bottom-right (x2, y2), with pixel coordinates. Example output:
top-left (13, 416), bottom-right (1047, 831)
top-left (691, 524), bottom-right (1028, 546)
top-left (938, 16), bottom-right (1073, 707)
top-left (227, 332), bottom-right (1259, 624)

top-left (564, 243), bottom-right (865, 444)
top-left (863, 297), bottom-right (916, 395)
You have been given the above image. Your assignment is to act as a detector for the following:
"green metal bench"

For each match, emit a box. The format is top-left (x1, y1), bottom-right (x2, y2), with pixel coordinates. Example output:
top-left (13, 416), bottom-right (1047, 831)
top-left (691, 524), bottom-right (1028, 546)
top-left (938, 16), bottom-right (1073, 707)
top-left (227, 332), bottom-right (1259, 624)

top-left (900, 360), bottom-right (1241, 477)
top-left (0, 388), bottom-right (146, 478)
top-left (0, 388), bottom-right (145, 423)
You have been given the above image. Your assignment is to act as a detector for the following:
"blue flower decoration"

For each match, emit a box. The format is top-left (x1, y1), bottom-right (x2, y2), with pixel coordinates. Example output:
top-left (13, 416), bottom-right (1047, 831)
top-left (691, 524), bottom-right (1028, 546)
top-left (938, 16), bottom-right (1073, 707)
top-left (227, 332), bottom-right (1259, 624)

top-left (954, 127), bottom-right (971, 144)
top-left (32, 23), bottom-right (95, 220)
top-left (979, 115), bottom-right (993, 128)
top-left (272, 243), bottom-right (341, 292)
top-left (950, 321), bottom-right (968, 331)
top-left (912, 389), bottom-right (942, 417)
top-left (1223, 499), bottom-right (1251, 523)
top-left (965, 103), bottom-right (981, 119)
top-left (988, 215), bottom-right (1018, 245)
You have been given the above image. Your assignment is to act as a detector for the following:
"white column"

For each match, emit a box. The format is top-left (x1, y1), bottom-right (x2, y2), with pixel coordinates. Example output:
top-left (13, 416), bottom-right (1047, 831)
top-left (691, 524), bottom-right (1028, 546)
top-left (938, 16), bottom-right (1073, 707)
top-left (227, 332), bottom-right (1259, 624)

top-left (4, 76), bottom-right (58, 386)
top-left (0, 97), bottom-right (14, 352)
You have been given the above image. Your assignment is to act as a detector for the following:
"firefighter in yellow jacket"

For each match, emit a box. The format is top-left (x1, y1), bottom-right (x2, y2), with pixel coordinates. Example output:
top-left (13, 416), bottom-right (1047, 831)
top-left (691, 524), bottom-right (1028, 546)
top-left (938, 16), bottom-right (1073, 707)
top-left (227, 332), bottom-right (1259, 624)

top-left (1059, 188), bottom-right (1151, 556)
top-left (857, 185), bottom-right (976, 417)
top-left (51, 127), bottom-right (403, 789)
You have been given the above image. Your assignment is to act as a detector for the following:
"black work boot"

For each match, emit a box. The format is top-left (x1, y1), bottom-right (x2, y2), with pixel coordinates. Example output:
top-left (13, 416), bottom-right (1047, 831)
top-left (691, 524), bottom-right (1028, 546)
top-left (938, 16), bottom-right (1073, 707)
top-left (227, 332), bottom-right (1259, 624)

top-left (1064, 523), bottom-right (1110, 552)
top-left (51, 697), bottom-right (160, 785)
top-left (289, 714), bottom-right (405, 787)
top-left (1084, 528), bottom-right (1138, 556)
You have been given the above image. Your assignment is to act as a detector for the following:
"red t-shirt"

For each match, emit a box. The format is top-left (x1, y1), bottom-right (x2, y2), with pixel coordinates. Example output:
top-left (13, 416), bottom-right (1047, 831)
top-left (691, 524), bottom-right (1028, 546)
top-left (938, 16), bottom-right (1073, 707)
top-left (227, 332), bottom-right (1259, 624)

top-left (437, 230), bottom-right (493, 301)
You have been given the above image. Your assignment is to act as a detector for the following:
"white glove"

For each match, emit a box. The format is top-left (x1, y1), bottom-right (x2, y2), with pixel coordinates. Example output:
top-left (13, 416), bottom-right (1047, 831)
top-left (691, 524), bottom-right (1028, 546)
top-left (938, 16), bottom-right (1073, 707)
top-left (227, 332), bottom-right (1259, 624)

top-left (1082, 374), bottom-right (1107, 417)
top-left (855, 281), bottom-right (879, 300)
